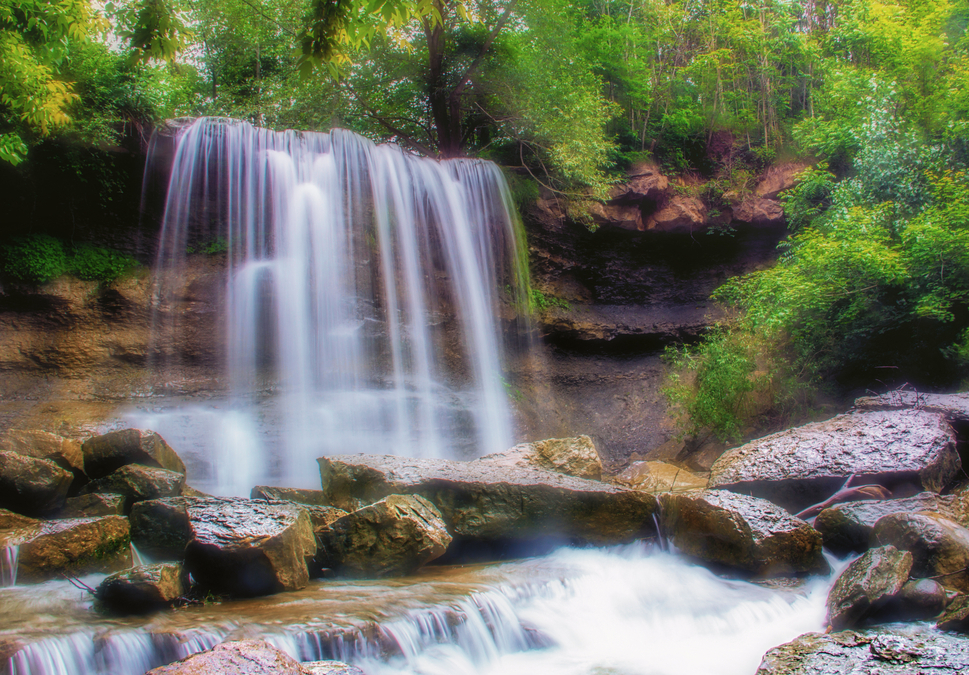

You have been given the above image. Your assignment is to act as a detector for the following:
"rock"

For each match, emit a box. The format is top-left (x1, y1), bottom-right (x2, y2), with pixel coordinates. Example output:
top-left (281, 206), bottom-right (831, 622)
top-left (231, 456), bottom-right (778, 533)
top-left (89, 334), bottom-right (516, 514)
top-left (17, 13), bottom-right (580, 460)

top-left (612, 461), bottom-right (707, 493)
top-left (78, 464), bottom-right (184, 513)
top-left (825, 545), bottom-right (913, 629)
top-left (588, 203), bottom-right (644, 231)
top-left (300, 505), bottom-right (349, 532)
top-left (251, 486), bottom-right (332, 506)
top-left (318, 454), bottom-right (656, 545)
top-left (317, 494), bottom-right (451, 578)
top-left (644, 196), bottom-right (706, 232)
top-left (610, 162), bottom-right (669, 203)
top-left (733, 198), bottom-right (785, 226)
top-left (145, 639), bottom-right (305, 675)
top-left (756, 628), bottom-right (969, 674)
top-left (854, 391), bottom-right (969, 424)
top-left (814, 492), bottom-right (965, 554)
top-left (0, 508), bottom-right (43, 547)
top-left (183, 498), bottom-right (317, 596)
top-left (938, 594), bottom-right (969, 631)
top-left (474, 435), bottom-right (602, 480)
top-left (95, 562), bottom-right (189, 613)
top-left (871, 512), bottom-right (969, 592)
top-left (0, 451), bottom-right (73, 516)
top-left (754, 162), bottom-right (810, 200)
top-left (658, 490), bottom-right (826, 576)
top-left (81, 429), bottom-right (185, 479)
top-left (0, 430), bottom-right (84, 478)
top-left (708, 410), bottom-right (960, 513)
top-left (16, 516), bottom-right (131, 583)
top-left (130, 497), bottom-right (194, 560)
top-left (181, 485), bottom-right (211, 498)
top-left (302, 662), bottom-right (366, 675)
top-left (59, 492), bottom-right (125, 518)
top-left (886, 578), bottom-right (948, 621)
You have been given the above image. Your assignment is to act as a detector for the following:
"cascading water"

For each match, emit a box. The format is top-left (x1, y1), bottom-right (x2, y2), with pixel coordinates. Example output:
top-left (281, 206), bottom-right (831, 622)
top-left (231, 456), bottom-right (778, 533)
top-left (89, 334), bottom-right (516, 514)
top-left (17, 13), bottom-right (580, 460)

top-left (0, 545), bottom-right (18, 587)
top-left (135, 118), bottom-right (529, 495)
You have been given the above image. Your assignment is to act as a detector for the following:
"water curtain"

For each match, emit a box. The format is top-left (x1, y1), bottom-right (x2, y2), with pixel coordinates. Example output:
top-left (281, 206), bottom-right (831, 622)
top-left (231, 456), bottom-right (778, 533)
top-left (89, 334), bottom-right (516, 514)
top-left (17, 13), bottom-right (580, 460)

top-left (151, 118), bottom-right (528, 492)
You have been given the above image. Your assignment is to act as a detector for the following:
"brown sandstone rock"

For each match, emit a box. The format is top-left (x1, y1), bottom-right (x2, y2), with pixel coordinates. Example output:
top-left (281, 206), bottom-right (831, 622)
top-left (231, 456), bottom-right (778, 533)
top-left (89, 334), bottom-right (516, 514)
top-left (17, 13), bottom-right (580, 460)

top-left (474, 435), bottom-right (602, 480)
top-left (853, 391), bottom-right (969, 424)
top-left (708, 410), bottom-right (960, 513)
top-left (645, 196), bottom-right (706, 232)
top-left (754, 162), bottom-right (810, 200)
top-left (613, 460), bottom-right (707, 493)
top-left (16, 516), bottom-right (131, 582)
top-left (658, 490), bottom-right (826, 576)
top-left (588, 203), bottom-right (644, 231)
top-left (733, 198), bottom-right (785, 226)
top-left (871, 512), bottom-right (969, 592)
top-left (78, 464), bottom-right (184, 513)
top-left (610, 162), bottom-right (669, 203)
top-left (0, 451), bottom-right (73, 516)
top-left (59, 492), bottom-right (126, 518)
top-left (316, 494), bottom-right (451, 578)
top-left (96, 562), bottom-right (190, 613)
top-left (82, 428), bottom-right (185, 479)
top-left (0, 430), bottom-right (84, 476)
top-left (251, 486), bottom-right (332, 506)
top-left (130, 497), bottom-right (195, 560)
top-left (145, 639), bottom-right (305, 675)
top-left (938, 594), bottom-right (969, 632)
top-left (825, 545), bottom-right (912, 630)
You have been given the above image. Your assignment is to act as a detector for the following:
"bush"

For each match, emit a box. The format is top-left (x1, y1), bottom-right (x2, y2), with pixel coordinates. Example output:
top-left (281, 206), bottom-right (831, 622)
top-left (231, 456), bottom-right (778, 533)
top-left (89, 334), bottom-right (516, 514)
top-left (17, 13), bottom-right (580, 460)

top-left (0, 234), bottom-right (70, 283)
top-left (69, 244), bottom-right (138, 282)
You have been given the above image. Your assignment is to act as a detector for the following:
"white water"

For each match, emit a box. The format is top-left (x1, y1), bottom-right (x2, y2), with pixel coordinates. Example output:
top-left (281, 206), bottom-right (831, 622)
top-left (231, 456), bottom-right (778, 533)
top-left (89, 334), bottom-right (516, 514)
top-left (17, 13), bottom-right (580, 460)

top-left (0, 545), bottom-right (18, 587)
top-left (143, 118), bottom-right (528, 495)
top-left (4, 545), bottom-right (835, 675)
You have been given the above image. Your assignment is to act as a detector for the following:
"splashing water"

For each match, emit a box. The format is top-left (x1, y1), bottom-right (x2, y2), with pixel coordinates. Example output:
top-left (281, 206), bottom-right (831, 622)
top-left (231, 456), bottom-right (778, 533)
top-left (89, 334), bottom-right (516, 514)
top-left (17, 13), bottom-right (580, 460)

top-left (137, 118), bottom-right (529, 495)
top-left (3, 545), bottom-right (836, 675)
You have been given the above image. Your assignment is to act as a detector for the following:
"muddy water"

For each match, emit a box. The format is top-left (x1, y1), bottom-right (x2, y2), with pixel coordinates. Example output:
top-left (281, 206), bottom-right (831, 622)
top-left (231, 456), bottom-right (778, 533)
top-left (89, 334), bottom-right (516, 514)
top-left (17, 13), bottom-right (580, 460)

top-left (3, 544), bottom-right (835, 675)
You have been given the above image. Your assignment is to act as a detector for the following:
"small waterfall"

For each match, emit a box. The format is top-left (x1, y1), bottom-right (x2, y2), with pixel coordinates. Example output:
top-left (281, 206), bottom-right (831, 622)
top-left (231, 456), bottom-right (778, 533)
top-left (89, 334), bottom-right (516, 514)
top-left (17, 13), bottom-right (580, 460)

top-left (144, 118), bottom-right (529, 495)
top-left (0, 545), bottom-right (18, 587)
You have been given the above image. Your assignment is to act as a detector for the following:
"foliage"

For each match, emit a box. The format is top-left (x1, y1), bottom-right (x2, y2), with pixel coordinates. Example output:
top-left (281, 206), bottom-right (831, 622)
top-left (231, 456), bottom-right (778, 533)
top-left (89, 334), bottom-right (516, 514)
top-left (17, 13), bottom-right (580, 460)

top-left (529, 289), bottom-right (570, 312)
top-left (0, 234), bottom-right (70, 283)
top-left (70, 243), bottom-right (139, 282)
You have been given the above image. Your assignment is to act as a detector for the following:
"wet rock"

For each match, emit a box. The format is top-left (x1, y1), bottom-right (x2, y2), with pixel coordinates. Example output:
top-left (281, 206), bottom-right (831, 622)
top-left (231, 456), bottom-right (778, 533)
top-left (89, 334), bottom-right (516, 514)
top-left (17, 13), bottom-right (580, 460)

top-left (78, 464), bottom-right (184, 513)
top-left (814, 493), bottom-right (964, 554)
top-left (734, 198), bottom-right (784, 225)
top-left (937, 594), bottom-right (969, 631)
top-left (854, 391), bottom-right (969, 424)
top-left (251, 486), bottom-right (332, 506)
top-left (474, 435), bottom-right (603, 480)
top-left (300, 505), bottom-right (348, 532)
top-left (0, 451), bottom-right (73, 516)
top-left (644, 196), bottom-right (706, 232)
top-left (612, 461), bottom-right (707, 493)
top-left (145, 639), bottom-right (305, 675)
top-left (81, 428), bottom-right (185, 479)
top-left (59, 492), bottom-right (125, 518)
top-left (318, 455), bottom-right (656, 545)
top-left (95, 562), bottom-right (189, 613)
top-left (183, 498), bottom-right (317, 597)
top-left (872, 512), bottom-right (969, 592)
top-left (317, 494), bottom-right (451, 578)
top-left (708, 411), bottom-right (960, 513)
top-left (756, 628), bottom-right (969, 674)
top-left (302, 661), bottom-right (366, 675)
top-left (658, 490), bottom-right (826, 576)
top-left (0, 508), bottom-right (42, 547)
top-left (0, 430), bottom-right (84, 478)
top-left (16, 516), bottom-right (131, 583)
top-left (589, 203), bottom-right (644, 231)
top-left (181, 485), bottom-right (211, 498)
top-left (885, 578), bottom-right (948, 621)
top-left (130, 497), bottom-right (194, 560)
top-left (825, 545), bottom-right (912, 629)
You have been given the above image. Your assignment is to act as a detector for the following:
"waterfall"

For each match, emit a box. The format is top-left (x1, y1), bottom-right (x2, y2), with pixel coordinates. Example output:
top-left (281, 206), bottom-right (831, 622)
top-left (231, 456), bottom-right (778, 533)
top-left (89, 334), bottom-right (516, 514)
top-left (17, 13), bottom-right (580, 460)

top-left (0, 545), bottom-right (18, 587)
top-left (142, 118), bottom-right (529, 495)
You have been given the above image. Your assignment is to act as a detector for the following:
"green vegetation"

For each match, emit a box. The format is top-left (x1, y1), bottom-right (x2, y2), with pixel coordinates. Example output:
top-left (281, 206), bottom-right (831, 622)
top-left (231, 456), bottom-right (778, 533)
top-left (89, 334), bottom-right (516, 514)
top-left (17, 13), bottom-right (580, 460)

top-left (0, 234), bottom-right (139, 284)
top-left (530, 290), bottom-right (571, 313)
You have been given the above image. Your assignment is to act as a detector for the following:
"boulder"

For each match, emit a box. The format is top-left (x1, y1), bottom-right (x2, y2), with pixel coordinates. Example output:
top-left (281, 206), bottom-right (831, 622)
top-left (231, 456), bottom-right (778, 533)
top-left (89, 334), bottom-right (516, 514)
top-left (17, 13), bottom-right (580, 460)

top-left (302, 662), bottom-right (366, 675)
top-left (871, 512), bottom-right (969, 592)
top-left (887, 578), bottom-right (948, 621)
top-left (81, 429), bottom-right (185, 479)
top-left (300, 505), bottom-right (349, 533)
top-left (658, 490), bottom-right (826, 576)
top-left (588, 203), bottom-right (644, 231)
top-left (612, 461), bottom-right (707, 493)
top-left (854, 391), bottom-right (969, 424)
top-left (0, 451), bottom-right (73, 516)
top-left (610, 162), bottom-right (669, 203)
top-left (938, 594), bottom-right (969, 631)
top-left (317, 455), bottom-right (656, 545)
top-left (474, 435), bottom-right (602, 480)
top-left (756, 628), bottom-right (969, 674)
top-left (733, 198), bottom-right (785, 226)
top-left (96, 562), bottom-right (189, 613)
top-left (645, 196), bottom-right (706, 232)
top-left (0, 508), bottom-right (43, 549)
top-left (317, 494), bottom-right (451, 578)
top-left (183, 498), bottom-right (317, 596)
top-left (754, 162), bottom-right (810, 200)
top-left (0, 430), bottom-right (84, 478)
top-left (708, 411), bottom-right (960, 513)
top-left (825, 545), bottom-right (913, 630)
top-left (815, 493), bottom-right (964, 554)
top-left (145, 639), bottom-right (305, 675)
top-left (16, 516), bottom-right (131, 583)
top-left (251, 486), bottom-right (332, 506)
top-left (78, 464), bottom-right (184, 513)
top-left (130, 497), bottom-right (195, 560)
top-left (59, 493), bottom-right (126, 518)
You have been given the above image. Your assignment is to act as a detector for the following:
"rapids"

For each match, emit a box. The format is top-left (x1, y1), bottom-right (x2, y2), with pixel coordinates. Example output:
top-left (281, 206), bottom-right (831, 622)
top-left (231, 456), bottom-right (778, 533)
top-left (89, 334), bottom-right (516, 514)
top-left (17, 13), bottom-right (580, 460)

top-left (2, 544), bottom-right (838, 675)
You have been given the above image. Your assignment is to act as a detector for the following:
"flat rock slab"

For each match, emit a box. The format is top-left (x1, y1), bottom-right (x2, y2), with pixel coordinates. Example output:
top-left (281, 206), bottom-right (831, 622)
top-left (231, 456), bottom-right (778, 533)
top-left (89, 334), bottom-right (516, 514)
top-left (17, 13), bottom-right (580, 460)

top-left (146, 640), bottom-right (305, 675)
top-left (317, 494), bottom-right (451, 578)
top-left (815, 493), bottom-right (967, 554)
top-left (251, 486), bottom-right (331, 506)
top-left (82, 429), bottom-right (185, 480)
top-left (854, 391), bottom-right (969, 423)
top-left (0, 430), bottom-right (84, 475)
top-left (17, 516), bottom-right (131, 583)
top-left (613, 461), bottom-right (708, 493)
top-left (756, 628), bottom-right (969, 674)
top-left (60, 493), bottom-right (125, 518)
top-left (658, 490), bottom-right (826, 576)
top-left (0, 508), bottom-right (43, 547)
top-left (872, 512), bottom-right (969, 592)
top-left (317, 454), bottom-right (656, 544)
top-left (96, 562), bottom-right (189, 613)
top-left (709, 411), bottom-right (960, 512)
top-left (474, 435), bottom-right (603, 480)
top-left (78, 465), bottom-right (184, 513)
top-left (182, 498), bottom-right (317, 597)
top-left (826, 545), bottom-right (913, 630)
top-left (0, 451), bottom-right (73, 517)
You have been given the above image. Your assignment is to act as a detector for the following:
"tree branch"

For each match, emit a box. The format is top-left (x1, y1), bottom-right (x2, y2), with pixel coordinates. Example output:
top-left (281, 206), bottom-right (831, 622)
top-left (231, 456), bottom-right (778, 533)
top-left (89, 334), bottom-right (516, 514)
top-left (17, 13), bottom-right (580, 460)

top-left (342, 82), bottom-right (437, 156)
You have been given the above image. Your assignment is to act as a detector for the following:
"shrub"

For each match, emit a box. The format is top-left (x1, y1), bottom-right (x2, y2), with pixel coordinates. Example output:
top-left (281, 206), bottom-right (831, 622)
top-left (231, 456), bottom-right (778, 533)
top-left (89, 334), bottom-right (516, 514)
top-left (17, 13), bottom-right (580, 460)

top-left (69, 244), bottom-right (139, 282)
top-left (0, 234), bottom-right (70, 283)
